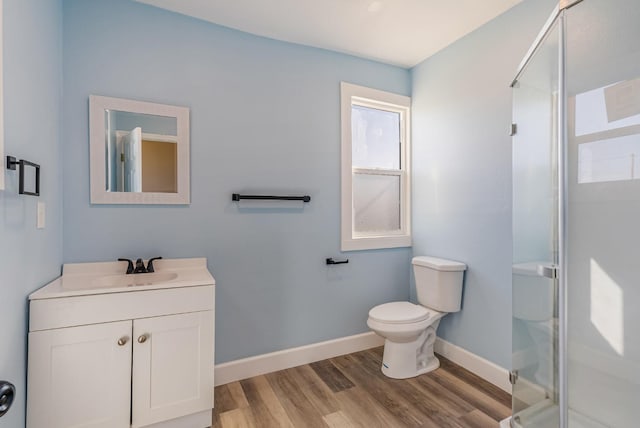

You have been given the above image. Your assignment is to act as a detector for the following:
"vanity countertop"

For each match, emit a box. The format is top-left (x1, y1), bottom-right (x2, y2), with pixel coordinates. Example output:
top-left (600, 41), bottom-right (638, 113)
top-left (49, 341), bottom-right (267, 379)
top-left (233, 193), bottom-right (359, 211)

top-left (30, 257), bottom-right (215, 300)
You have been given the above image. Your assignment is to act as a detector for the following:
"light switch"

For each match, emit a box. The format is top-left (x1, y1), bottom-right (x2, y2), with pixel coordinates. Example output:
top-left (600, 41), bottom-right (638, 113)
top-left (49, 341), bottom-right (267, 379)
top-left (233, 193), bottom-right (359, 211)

top-left (37, 202), bottom-right (45, 229)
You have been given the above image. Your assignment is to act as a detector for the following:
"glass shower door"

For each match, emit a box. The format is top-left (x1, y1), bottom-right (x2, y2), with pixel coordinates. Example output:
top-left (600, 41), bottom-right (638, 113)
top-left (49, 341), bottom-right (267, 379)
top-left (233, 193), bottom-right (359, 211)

top-left (565, 1), bottom-right (640, 426)
top-left (511, 19), bottom-right (560, 428)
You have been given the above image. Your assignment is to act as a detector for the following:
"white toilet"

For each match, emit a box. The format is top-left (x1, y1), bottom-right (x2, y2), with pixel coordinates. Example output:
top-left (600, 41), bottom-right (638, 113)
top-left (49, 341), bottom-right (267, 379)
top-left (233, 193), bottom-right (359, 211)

top-left (367, 256), bottom-right (466, 379)
top-left (512, 262), bottom-right (555, 393)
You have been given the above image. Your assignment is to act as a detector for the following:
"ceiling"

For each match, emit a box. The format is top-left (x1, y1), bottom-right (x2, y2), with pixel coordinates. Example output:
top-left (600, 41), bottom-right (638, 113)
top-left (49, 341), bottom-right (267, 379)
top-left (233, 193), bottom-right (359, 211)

top-left (135, 0), bottom-right (524, 68)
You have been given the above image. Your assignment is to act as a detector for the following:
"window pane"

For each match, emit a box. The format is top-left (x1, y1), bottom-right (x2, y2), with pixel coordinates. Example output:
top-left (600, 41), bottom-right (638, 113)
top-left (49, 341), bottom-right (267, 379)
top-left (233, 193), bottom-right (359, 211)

top-left (353, 173), bottom-right (400, 233)
top-left (578, 135), bottom-right (640, 183)
top-left (575, 79), bottom-right (640, 137)
top-left (352, 105), bottom-right (400, 169)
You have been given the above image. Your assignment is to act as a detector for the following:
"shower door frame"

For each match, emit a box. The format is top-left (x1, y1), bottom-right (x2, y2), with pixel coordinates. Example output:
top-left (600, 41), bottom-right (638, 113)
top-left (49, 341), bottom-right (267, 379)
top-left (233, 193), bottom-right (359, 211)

top-left (510, 1), bottom-right (583, 427)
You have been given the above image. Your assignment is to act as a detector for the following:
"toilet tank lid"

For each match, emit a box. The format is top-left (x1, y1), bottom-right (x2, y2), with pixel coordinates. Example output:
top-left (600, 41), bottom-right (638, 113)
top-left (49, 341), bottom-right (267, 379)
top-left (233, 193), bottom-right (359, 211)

top-left (412, 256), bottom-right (466, 271)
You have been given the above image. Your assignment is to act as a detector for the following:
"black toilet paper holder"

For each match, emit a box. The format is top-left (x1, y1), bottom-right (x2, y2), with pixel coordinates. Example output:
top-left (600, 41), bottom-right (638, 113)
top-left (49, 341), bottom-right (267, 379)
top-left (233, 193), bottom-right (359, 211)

top-left (326, 258), bottom-right (349, 265)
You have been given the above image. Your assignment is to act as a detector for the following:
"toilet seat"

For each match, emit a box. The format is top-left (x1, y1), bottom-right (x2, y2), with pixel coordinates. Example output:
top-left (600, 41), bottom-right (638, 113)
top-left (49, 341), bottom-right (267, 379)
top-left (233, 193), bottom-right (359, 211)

top-left (369, 301), bottom-right (433, 324)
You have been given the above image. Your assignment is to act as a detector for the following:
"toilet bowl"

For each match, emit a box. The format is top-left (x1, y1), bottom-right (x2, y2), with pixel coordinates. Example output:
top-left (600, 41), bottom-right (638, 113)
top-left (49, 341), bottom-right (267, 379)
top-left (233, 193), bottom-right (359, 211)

top-left (367, 301), bottom-right (446, 378)
top-left (367, 256), bottom-right (466, 379)
top-left (512, 262), bottom-right (555, 392)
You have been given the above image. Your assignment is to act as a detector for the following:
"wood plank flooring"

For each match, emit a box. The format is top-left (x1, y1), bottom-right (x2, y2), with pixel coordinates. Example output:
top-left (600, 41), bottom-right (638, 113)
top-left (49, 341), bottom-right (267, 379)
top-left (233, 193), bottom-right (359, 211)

top-left (213, 347), bottom-right (511, 428)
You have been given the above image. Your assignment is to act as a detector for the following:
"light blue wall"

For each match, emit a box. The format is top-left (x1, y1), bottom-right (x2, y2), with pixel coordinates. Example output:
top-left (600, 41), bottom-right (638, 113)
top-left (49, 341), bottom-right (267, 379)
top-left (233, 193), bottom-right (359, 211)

top-left (410, 0), bottom-right (556, 368)
top-left (0, 0), bottom-right (63, 425)
top-left (62, 0), bottom-right (411, 363)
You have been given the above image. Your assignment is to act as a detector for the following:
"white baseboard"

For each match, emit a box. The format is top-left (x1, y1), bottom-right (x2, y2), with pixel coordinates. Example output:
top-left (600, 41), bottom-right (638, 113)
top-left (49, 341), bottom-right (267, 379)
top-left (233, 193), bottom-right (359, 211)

top-left (435, 337), bottom-right (512, 393)
top-left (214, 332), bottom-right (384, 386)
top-left (214, 333), bottom-right (511, 393)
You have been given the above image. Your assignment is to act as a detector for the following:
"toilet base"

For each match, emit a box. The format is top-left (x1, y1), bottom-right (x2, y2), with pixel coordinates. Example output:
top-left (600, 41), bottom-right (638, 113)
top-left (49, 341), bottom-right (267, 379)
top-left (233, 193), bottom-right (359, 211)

top-left (379, 326), bottom-right (440, 379)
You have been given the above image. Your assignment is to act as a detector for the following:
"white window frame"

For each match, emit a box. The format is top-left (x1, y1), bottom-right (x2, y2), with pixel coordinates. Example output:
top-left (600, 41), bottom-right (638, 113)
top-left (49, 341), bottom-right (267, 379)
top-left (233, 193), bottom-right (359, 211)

top-left (340, 82), bottom-right (411, 251)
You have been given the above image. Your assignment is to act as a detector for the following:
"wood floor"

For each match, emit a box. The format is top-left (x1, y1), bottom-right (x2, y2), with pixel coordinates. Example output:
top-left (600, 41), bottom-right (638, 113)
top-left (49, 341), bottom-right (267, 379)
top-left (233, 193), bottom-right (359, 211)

top-left (212, 347), bottom-right (512, 428)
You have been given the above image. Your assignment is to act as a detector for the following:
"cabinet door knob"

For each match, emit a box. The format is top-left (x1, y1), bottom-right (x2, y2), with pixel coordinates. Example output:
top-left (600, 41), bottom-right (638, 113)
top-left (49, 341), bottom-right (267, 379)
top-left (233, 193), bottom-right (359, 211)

top-left (117, 336), bottom-right (129, 346)
top-left (137, 334), bottom-right (148, 344)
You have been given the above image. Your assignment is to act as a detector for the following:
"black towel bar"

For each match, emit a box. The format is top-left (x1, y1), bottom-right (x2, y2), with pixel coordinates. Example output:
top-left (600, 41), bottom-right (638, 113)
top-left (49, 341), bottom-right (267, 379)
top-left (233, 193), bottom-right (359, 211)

top-left (232, 193), bottom-right (311, 202)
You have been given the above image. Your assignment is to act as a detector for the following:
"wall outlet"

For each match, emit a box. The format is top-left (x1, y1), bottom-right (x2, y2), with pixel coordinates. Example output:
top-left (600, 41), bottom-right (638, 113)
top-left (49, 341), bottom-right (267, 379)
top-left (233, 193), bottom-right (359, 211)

top-left (37, 202), bottom-right (46, 229)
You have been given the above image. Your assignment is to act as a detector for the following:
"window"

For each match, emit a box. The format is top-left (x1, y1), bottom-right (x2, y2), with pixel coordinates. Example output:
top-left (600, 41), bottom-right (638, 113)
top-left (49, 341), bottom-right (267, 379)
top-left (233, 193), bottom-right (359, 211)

top-left (573, 78), bottom-right (640, 184)
top-left (340, 82), bottom-right (411, 251)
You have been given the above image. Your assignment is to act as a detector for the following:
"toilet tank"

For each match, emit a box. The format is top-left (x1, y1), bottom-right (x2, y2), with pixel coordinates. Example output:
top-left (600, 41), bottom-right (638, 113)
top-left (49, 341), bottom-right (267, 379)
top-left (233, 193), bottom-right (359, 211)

top-left (413, 256), bottom-right (466, 312)
top-left (512, 262), bottom-right (554, 321)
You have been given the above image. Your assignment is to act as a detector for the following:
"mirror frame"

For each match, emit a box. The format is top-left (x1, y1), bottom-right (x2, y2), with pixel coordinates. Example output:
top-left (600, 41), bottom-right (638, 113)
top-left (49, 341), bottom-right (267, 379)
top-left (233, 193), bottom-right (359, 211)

top-left (89, 95), bottom-right (190, 204)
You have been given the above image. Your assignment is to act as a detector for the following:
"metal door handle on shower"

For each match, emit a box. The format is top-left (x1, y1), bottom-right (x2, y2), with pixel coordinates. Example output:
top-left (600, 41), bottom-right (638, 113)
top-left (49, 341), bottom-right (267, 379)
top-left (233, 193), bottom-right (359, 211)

top-left (537, 264), bottom-right (558, 279)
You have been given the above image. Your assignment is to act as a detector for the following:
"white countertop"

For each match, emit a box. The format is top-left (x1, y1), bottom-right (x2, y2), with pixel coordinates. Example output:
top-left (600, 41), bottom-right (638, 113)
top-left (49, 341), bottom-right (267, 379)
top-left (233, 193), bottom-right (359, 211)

top-left (30, 257), bottom-right (215, 300)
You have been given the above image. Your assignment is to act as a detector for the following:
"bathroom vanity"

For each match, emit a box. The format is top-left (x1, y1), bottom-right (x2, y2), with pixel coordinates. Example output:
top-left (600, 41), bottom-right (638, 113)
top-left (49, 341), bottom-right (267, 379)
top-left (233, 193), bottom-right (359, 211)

top-left (26, 258), bottom-right (215, 428)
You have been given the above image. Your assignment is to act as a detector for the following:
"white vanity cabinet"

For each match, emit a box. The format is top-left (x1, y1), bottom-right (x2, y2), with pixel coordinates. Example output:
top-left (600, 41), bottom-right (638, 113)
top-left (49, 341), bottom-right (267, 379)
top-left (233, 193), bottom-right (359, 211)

top-left (28, 321), bottom-right (133, 428)
top-left (26, 258), bottom-right (215, 428)
top-left (132, 311), bottom-right (213, 427)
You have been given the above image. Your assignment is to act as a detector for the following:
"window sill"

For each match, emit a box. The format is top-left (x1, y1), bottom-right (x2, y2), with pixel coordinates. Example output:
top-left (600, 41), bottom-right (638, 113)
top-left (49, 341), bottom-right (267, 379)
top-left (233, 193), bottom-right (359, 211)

top-left (341, 235), bottom-right (412, 251)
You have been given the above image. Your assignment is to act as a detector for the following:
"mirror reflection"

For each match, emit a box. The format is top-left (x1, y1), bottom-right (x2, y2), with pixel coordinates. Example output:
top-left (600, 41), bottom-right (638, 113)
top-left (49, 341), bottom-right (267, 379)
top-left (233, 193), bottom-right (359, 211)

top-left (89, 95), bottom-right (190, 205)
top-left (106, 111), bottom-right (178, 193)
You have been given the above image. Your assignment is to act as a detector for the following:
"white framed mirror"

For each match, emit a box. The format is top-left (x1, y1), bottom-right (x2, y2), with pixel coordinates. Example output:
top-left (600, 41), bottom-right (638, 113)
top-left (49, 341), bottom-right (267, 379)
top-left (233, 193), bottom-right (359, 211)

top-left (89, 95), bottom-right (190, 204)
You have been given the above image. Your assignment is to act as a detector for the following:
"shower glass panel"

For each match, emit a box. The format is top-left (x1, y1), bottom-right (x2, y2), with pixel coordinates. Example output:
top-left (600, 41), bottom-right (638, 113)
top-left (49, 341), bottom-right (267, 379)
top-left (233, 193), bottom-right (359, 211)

top-left (511, 19), bottom-right (560, 428)
top-left (565, 1), bottom-right (640, 426)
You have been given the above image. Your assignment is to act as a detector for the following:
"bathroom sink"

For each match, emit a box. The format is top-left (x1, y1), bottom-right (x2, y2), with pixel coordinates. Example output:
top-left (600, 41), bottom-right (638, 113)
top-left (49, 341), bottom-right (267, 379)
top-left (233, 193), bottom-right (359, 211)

top-left (92, 272), bottom-right (178, 288)
top-left (29, 258), bottom-right (215, 299)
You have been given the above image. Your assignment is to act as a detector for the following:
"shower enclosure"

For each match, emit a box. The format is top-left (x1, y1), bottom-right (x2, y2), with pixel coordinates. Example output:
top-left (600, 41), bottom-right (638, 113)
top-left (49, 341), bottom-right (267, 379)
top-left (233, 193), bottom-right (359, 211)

top-left (509, 0), bottom-right (640, 427)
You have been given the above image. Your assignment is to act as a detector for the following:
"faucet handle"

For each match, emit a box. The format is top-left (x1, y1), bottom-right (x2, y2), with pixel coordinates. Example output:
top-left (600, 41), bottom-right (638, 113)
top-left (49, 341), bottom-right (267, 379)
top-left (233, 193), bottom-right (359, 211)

top-left (118, 258), bottom-right (134, 274)
top-left (146, 257), bottom-right (163, 273)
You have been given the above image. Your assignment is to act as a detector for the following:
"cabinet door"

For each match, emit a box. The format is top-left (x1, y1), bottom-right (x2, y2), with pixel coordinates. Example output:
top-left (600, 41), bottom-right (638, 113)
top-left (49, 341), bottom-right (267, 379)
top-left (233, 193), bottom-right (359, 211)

top-left (132, 311), bottom-right (213, 427)
top-left (27, 321), bottom-right (133, 428)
